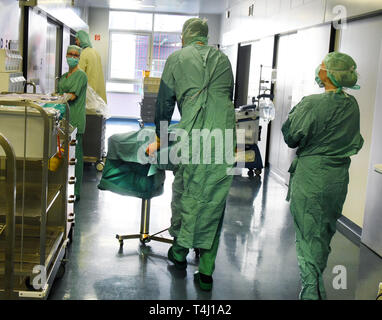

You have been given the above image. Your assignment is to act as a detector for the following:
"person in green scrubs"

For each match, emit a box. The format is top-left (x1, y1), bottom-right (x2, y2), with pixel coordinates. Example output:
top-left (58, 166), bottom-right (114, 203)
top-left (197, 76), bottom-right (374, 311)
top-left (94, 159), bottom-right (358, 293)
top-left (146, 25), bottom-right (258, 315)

top-left (149, 18), bottom-right (236, 291)
top-left (58, 45), bottom-right (88, 201)
top-left (282, 52), bottom-right (364, 300)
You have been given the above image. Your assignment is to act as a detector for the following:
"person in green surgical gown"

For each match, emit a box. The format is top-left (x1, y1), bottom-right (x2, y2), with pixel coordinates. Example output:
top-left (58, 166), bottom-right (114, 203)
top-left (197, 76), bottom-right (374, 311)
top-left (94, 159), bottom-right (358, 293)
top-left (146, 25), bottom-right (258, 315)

top-left (150, 18), bottom-right (236, 291)
top-left (282, 52), bottom-right (364, 300)
top-left (58, 45), bottom-right (88, 201)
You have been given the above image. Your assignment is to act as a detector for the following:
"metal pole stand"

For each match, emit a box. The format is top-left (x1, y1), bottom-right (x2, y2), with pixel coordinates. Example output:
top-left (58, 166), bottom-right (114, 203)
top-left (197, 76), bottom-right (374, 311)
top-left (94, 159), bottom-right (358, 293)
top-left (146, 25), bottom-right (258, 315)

top-left (116, 199), bottom-right (173, 248)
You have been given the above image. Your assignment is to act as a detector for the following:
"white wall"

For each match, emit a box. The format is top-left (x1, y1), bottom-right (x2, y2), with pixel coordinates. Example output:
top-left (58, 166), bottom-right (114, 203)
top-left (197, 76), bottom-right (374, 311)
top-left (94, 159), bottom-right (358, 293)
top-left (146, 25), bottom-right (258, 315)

top-left (361, 41), bottom-right (382, 256)
top-left (88, 7), bottom-right (110, 80)
top-left (0, 0), bottom-right (20, 43)
top-left (220, 0), bottom-right (326, 46)
top-left (199, 13), bottom-right (222, 46)
top-left (220, 0), bottom-right (382, 228)
top-left (220, 0), bottom-right (382, 46)
top-left (338, 16), bottom-right (382, 228)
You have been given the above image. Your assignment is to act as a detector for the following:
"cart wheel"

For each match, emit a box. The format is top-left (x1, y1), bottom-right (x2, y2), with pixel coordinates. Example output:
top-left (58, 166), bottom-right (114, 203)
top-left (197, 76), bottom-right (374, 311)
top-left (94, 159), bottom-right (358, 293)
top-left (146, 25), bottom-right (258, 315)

top-left (25, 276), bottom-right (36, 291)
top-left (96, 161), bottom-right (104, 172)
top-left (248, 169), bottom-right (254, 178)
top-left (68, 227), bottom-right (74, 245)
top-left (255, 169), bottom-right (262, 176)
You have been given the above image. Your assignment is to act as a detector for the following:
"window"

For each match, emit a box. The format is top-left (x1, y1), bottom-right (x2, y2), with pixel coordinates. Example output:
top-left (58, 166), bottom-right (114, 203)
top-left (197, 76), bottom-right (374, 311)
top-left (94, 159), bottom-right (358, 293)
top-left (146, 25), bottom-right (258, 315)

top-left (154, 14), bottom-right (193, 32)
top-left (109, 33), bottom-right (150, 80)
top-left (108, 11), bottom-right (197, 93)
top-left (151, 33), bottom-right (182, 77)
top-left (109, 11), bottom-right (153, 31)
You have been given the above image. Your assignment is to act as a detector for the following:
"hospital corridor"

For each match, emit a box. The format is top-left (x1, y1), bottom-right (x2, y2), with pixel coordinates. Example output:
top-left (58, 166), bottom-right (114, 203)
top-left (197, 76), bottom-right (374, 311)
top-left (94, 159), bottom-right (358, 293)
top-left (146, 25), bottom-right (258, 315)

top-left (0, 0), bottom-right (381, 306)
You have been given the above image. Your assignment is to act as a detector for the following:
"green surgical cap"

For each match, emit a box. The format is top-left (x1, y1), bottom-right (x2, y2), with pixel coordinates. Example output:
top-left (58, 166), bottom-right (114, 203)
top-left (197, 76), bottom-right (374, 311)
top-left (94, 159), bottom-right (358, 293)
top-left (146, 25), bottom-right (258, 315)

top-left (181, 18), bottom-right (209, 47)
top-left (323, 52), bottom-right (359, 90)
top-left (76, 30), bottom-right (93, 49)
top-left (67, 45), bottom-right (82, 55)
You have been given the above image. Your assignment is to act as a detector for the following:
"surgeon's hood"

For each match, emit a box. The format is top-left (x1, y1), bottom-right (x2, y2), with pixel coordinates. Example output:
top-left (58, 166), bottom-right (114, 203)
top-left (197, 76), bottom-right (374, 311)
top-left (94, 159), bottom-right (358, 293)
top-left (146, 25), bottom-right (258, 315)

top-left (76, 30), bottom-right (93, 49)
top-left (181, 18), bottom-right (209, 47)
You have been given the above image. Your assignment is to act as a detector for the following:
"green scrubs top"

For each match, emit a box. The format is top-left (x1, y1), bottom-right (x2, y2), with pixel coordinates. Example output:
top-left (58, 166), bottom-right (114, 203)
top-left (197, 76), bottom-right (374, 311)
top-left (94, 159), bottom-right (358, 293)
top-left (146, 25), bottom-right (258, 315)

top-left (58, 69), bottom-right (88, 134)
top-left (282, 91), bottom-right (363, 300)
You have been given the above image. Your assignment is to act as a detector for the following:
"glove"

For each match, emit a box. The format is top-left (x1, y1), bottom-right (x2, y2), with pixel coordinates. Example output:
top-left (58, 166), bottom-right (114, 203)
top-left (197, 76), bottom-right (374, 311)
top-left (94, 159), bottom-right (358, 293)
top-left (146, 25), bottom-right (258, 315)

top-left (146, 136), bottom-right (161, 156)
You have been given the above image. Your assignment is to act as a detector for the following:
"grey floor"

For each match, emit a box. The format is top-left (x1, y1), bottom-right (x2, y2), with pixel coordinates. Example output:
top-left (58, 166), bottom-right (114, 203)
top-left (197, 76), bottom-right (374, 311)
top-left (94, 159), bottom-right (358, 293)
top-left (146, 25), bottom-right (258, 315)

top-left (49, 119), bottom-right (382, 300)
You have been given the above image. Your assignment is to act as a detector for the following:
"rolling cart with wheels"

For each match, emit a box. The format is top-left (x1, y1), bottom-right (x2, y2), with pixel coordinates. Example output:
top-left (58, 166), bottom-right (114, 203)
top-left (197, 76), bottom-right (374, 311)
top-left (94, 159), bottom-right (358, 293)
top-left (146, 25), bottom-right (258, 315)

top-left (83, 113), bottom-right (106, 172)
top-left (0, 94), bottom-right (74, 299)
top-left (235, 104), bottom-right (264, 177)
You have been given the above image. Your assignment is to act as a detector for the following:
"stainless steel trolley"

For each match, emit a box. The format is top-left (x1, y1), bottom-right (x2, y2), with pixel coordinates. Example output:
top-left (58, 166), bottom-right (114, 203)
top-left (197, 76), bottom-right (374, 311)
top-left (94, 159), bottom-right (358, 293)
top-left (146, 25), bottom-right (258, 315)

top-left (0, 94), bottom-right (74, 299)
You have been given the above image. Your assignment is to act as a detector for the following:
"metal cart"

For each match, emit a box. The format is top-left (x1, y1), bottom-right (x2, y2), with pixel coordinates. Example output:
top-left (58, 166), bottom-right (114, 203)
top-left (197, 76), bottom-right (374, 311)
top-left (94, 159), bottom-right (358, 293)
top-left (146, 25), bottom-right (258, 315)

top-left (235, 104), bottom-right (264, 177)
top-left (83, 112), bottom-right (106, 172)
top-left (0, 94), bottom-right (74, 299)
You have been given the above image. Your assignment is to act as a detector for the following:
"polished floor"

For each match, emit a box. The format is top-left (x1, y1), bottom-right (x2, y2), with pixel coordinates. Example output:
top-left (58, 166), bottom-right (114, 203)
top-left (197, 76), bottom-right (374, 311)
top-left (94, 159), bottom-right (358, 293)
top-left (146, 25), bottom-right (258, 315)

top-left (49, 119), bottom-right (382, 300)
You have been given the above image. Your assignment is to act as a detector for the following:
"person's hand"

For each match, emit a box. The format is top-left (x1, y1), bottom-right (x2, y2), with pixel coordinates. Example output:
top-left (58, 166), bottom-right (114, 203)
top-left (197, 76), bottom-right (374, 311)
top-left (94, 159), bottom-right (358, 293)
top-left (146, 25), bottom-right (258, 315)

top-left (146, 136), bottom-right (160, 156)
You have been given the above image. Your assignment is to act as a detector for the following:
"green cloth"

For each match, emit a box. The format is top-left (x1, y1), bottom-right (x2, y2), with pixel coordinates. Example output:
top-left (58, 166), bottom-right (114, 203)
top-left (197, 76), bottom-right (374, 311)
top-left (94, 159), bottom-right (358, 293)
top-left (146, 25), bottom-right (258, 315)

top-left (76, 30), bottom-right (93, 49)
top-left (154, 39), bottom-right (236, 250)
top-left (43, 103), bottom-right (66, 120)
top-left (58, 69), bottom-right (88, 134)
top-left (182, 18), bottom-right (209, 47)
top-left (97, 127), bottom-right (170, 199)
top-left (75, 134), bottom-right (83, 198)
top-left (282, 91), bottom-right (364, 300)
top-left (172, 211), bottom-right (224, 276)
top-left (322, 52), bottom-right (360, 91)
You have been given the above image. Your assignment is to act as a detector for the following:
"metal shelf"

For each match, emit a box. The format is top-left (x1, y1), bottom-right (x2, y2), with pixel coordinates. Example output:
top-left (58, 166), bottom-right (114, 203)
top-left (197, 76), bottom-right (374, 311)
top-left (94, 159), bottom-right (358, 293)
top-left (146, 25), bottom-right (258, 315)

top-left (0, 225), bottom-right (64, 277)
top-left (0, 182), bottom-right (62, 218)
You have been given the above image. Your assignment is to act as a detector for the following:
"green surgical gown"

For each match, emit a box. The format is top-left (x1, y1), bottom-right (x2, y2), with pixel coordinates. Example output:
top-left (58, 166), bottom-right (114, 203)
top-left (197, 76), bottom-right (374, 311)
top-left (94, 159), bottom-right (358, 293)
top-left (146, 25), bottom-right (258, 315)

top-left (282, 91), bottom-right (364, 300)
top-left (58, 69), bottom-right (88, 134)
top-left (154, 43), bottom-right (236, 250)
top-left (58, 69), bottom-right (88, 198)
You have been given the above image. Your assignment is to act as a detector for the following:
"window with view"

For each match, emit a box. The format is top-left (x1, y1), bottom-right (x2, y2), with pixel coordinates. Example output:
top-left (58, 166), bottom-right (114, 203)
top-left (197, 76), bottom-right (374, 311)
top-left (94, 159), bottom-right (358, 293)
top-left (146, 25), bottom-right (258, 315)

top-left (107, 11), bottom-right (197, 93)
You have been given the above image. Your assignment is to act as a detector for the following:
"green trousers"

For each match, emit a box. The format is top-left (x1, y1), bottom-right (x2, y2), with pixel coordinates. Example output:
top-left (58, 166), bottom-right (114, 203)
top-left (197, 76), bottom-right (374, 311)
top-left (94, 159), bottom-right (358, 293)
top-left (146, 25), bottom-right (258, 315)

top-left (292, 209), bottom-right (337, 300)
top-left (75, 134), bottom-right (83, 199)
top-left (171, 214), bottom-right (224, 276)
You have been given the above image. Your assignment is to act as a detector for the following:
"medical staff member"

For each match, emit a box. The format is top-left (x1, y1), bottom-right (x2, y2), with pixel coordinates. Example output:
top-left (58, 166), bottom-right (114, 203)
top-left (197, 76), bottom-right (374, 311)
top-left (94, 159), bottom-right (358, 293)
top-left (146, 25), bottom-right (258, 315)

top-left (282, 52), bottom-right (364, 300)
top-left (75, 30), bottom-right (107, 103)
top-left (148, 18), bottom-right (236, 292)
top-left (58, 45), bottom-right (88, 201)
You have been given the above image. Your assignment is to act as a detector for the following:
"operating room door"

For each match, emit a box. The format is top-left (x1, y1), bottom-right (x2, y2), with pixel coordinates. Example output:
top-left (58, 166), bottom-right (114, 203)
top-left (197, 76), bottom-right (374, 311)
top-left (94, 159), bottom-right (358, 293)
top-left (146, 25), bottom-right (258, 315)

top-left (268, 24), bottom-right (332, 183)
top-left (234, 43), bottom-right (251, 108)
top-left (268, 33), bottom-right (298, 183)
top-left (45, 20), bottom-right (61, 94)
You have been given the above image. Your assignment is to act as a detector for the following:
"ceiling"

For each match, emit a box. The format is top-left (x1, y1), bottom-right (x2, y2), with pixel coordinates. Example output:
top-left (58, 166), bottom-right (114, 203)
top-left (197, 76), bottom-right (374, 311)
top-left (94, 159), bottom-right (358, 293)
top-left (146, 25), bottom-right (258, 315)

top-left (79, 0), bottom-right (229, 14)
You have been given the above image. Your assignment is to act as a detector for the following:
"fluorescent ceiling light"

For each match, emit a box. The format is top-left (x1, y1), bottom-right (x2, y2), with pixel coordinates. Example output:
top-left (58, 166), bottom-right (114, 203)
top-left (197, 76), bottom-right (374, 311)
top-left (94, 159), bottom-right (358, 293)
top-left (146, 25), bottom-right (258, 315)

top-left (109, 0), bottom-right (155, 9)
top-left (50, 8), bottom-right (88, 30)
